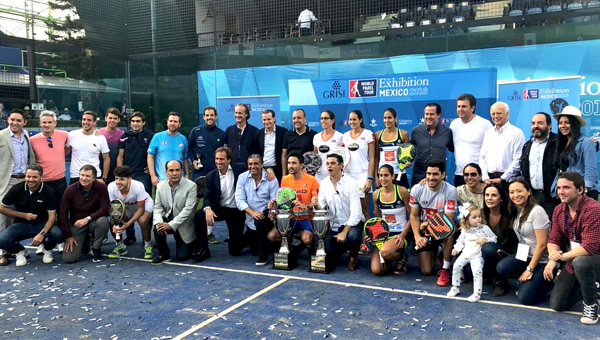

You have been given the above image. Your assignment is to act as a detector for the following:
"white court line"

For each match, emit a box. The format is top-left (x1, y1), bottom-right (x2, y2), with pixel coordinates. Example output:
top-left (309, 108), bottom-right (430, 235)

top-left (115, 254), bottom-right (579, 316)
top-left (172, 277), bottom-right (290, 339)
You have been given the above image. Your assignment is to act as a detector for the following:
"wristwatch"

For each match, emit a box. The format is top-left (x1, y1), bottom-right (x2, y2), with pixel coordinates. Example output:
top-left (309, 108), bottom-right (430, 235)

top-left (39, 230), bottom-right (47, 236)
top-left (526, 266), bottom-right (534, 272)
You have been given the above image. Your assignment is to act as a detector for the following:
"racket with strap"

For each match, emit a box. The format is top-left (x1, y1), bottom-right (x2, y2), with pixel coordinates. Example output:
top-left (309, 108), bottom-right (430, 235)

top-left (195, 176), bottom-right (207, 199)
top-left (416, 212), bottom-right (455, 249)
top-left (303, 151), bottom-right (322, 176)
top-left (276, 187), bottom-right (297, 211)
top-left (109, 199), bottom-right (126, 241)
top-left (396, 142), bottom-right (416, 172)
top-left (364, 217), bottom-right (390, 264)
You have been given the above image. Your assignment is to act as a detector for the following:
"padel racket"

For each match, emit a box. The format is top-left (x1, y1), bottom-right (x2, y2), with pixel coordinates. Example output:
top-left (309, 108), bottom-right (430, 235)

top-left (396, 142), bottom-right (416, 172)
top-left (303, 151), bottom-right (322, 176)
top-left (328, 146), bottom-right (350, 166)
top-left (109, 199), bottom-right (126, 241)
top-left (276, 187), bottom-right (297, 211)
top-left (364, 217), bottom-right (390, 263)
top-left (195, 176), bottom-right (207, 199)
top-left (415, 212), bottom-right (455, 249)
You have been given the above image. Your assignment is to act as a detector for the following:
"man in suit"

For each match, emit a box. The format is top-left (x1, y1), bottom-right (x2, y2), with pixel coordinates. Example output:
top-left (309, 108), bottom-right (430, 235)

top-left (520, 112), bottom-right (560, 218)
top-left (151, 160), bottom-right (197, 264)
top-left (0, 109), bottom-right (36, 265)
top-left (257, 109), bottom-right (288, 183)
top-left (194, 147), bottom-right (246, 261)
top-left (222, 103), bottom-right (259, 176)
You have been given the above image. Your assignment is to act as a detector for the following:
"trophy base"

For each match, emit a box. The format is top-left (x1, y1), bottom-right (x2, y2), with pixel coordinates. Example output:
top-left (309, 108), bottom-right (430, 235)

top-left (309, 254), bottom-right (330, 274)
top-left (273, 252), bottom-right (297, 270)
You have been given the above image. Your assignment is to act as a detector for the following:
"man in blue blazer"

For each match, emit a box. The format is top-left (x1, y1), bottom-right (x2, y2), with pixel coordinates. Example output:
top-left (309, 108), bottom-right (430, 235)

top-left (257, 109), bottom-right (288, 183)
top-left (194, 147), bottom-right (246, 261)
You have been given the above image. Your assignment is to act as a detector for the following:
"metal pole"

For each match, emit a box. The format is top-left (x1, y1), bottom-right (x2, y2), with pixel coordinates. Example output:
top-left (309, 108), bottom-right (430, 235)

top-left (151, 0), bottom-right (159, 129)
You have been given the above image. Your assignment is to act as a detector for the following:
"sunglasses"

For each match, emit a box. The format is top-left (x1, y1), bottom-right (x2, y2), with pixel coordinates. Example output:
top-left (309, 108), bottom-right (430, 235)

top-left (508, 176), bottom-right (526, 183)
top-left (46, 137), bottom-right (53, 148)
top-left (463, 172), bottom-right (478, 177)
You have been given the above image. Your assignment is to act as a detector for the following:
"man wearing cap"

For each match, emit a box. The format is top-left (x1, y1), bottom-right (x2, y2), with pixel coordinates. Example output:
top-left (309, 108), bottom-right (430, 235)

top-left (0, 109), bottom-right (36, 265)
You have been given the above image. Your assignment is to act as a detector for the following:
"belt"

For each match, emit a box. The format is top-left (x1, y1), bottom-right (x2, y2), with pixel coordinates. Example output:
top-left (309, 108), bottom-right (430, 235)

top-left (488, 172), bottom-right (504, 179)
top-left (11, 174), bottom-right (25, 179)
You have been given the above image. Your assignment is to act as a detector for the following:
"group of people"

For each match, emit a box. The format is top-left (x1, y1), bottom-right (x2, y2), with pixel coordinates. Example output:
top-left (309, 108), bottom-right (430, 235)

top-left (0, 93), bottom-right (599, 325)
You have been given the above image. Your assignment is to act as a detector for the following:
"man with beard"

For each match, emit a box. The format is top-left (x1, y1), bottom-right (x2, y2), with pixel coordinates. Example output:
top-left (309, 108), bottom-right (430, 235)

top-left (67, 111), bottom-right (110, 184)
top-left (147, 112), bottom-right (190, 186)
top-left (520, 112), bottom-right (560, 218)
top-left (188, 106), bottom-right (224, 180)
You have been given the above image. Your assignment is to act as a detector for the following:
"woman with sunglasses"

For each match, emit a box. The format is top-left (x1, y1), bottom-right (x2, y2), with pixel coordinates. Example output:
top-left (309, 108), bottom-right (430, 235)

top-left (456, 163), bottom-right (486, 209)
top-left (374, 108), bottom-right (410, 188)
top-left (342, 109), bottom-right (376, 220)
top-left (313, 110), bottom-right (343, 183)
top-left (553, 106), bottom-right (599, 200)
top-left (495, 178), bottom-right (553, 305)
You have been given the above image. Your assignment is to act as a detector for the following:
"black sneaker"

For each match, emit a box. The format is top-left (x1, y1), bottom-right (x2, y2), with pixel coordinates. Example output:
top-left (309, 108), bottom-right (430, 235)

top-left (124, 237), bottom-right (137, 246)
top-left (581, 302), bottom-right (598, 325)
top-left (151, 254), bottom-right (171, 265)
top-left (192, 248), bottom-right (211, 263)
top-left (91, 249), bottom-right (103, 263)
top-left (207, 233), bottom-right (220, 245)
top-left (255, 254), bottom-right (269, 266)
top-left (493, 279), bottom-right (509, 297)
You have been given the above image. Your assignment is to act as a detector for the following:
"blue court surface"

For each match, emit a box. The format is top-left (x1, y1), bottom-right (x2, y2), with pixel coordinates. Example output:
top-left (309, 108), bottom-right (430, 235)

top-left (1, 222), bottom-right (598, 340)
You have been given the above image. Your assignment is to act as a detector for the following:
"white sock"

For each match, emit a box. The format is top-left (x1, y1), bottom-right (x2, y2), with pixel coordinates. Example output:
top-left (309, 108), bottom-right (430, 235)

top-left (144, 241), bottom-right (152, 248)
top-left (443, 260), bottom-right (452, 269)
top-left (207, 225), bottom-right (213, 236)
top-left (117, 241), bottom-right (125, 248)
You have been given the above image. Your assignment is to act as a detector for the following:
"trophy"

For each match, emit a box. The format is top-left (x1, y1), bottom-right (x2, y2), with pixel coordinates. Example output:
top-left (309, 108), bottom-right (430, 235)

top-left (109, 199), bottom-right (126, 241)
top-left (273, 210), bottom-right (297, 270)
top-left (310, 209), bottom-right (330, 273)
top-left (195, 153), bottom-right (203, 170)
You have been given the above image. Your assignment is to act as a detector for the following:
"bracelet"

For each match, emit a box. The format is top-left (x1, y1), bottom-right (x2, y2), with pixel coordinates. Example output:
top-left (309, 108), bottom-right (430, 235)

top-left (367, 176), bottom-right (374, 180)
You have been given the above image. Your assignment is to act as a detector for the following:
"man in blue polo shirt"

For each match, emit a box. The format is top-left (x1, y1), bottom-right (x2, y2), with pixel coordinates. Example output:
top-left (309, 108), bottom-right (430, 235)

top-left (147, 111), bottom-right (190, 186)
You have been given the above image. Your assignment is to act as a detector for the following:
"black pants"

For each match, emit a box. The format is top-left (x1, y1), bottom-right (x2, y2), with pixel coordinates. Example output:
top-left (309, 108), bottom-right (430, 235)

top-left (44, 178), bottom-right (67, 211)
top-left (153, 227), bottom-right (194, 261)
top-left (195, 206), bottom-right (246, 256)
top-left (244, 210), bottom-right (275, 257)
top-left (453, 175), bottom-right (465, 187)
top-left (324, 223), bottom-right (363, 270)
top-left (550, 255), bottom-right (600, 311)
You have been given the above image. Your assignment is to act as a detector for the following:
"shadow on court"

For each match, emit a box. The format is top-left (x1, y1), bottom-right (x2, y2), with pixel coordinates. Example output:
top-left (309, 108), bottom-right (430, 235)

top-left (0, 221), bottom-right (596, 339)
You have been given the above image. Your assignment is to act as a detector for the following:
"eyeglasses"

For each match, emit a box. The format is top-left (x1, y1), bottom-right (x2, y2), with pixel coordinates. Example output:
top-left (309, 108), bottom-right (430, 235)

top-left (46, 137), bottom-right (53, 148)
top-left (463, 172), bottom-right (478, 177)
top-left (320, 117), bottom-right (331, 120)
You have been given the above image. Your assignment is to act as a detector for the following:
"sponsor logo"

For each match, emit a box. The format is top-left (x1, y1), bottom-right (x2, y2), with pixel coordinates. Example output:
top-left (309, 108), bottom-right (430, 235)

top-left (447, 200), bottom-right (456, 210)
top-left (318, 145), bottom-right (331, 153)
top-left (322, 81), bottom-right (346, 99)
top-left (522, 89), bottom-right (539, 100)
top-left (507, 90), bottom-right (521, 101)
top-left (347, 143), bottom-right (359, 151)
top-left (349, 79), bottom-right (377, 98)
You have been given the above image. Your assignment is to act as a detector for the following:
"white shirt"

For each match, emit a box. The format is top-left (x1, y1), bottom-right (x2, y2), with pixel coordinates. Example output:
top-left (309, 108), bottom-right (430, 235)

top-left (107, 179), bottom-right (153, 215)
top-left (298, 9), bottom-right (317, 28)
top-left (66, 129), bottom-right (110, 178)
top-left (318, 175), bottom-right (364, 231)
top-left (342, 129), bottom-right (374, 177)
top-left (263, 128), bottom-right (276, 167)
top-left (450, 115), bottom-right (492, 176)
top-left (479, 122), bottom-right (526, 181)
top-left (313, 130), bottom-right (343, 182)
top-left (219, 166), bottom-right (236, 208)
top-left (528, 137), bottom-right (548, 190)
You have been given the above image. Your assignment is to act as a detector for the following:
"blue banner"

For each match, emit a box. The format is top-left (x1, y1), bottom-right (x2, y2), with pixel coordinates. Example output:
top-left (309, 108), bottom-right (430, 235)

top-left (498, 77), bottom-right (581, 135)
top-left (215, 96), bottom-right (281, 129)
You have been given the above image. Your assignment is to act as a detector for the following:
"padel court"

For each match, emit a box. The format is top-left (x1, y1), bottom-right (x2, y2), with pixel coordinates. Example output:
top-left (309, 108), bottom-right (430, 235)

top-left (0, 224), bottom-right (596, 340)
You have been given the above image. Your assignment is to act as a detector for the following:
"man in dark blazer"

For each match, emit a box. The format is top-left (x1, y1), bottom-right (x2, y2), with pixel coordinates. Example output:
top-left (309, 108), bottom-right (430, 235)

top-left (520, 112), bottom-right (560, 218)
top-left (222, 103), bottom-right (259, 176)
top-left (0, 109), bottom-right (36, 265)
top-left (257, 109), bottom-right (288, 183)
top-left (194, 146), bottom-right (246, 261)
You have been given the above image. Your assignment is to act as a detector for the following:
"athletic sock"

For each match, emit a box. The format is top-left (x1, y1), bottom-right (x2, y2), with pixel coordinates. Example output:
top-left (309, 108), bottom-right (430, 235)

top-left (117, 241), bottom-right (125, 249)
top-left (207, 225), bottom-right (213, 235)
top-left (144, 241), bottom-right (152, 248)
top-left (443, 260), bottom-right (452, 270)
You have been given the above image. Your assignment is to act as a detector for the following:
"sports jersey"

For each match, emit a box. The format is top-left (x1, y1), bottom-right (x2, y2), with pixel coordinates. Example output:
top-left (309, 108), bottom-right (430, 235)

top-left (119, 130), bottom-right (155, 176)
top-left (409, 181), bottom-right (457, 222)
top-left (342, 128), bottom-right (375, 176)
top-left (281, 173), bottom-right (320, 220)
top-left (107, 179), bottom-right (152, 216)
top-left (313, 130), bottom-right (343, 182)
top-left (378, 128), bottom-right (405, 174)
top-left (376, 185), bottom-right (407, 232)
top-left (31, 130), bottom-right (68, 181)
top-left (66, 129), bottom-right (110, 178)
top-left (147, 131), bottom-right (188, 181)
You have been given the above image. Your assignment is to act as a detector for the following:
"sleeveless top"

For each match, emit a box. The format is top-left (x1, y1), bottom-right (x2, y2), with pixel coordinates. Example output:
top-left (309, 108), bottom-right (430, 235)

top-left (378, 128), bottom-right (404, 174)
top-left (377, 184), bottom-right (407, 232)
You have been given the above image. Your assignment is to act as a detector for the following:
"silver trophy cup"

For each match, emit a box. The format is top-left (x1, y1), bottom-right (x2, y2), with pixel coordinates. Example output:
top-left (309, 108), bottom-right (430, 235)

top-left (311, 209), bottom-right (329, 256)
top-left (276, 211), bottom-right (292, 254)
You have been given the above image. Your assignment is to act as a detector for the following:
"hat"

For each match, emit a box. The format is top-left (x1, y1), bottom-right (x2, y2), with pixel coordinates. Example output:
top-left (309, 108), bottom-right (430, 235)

top-left (553, 105), bottom-right (586, 127)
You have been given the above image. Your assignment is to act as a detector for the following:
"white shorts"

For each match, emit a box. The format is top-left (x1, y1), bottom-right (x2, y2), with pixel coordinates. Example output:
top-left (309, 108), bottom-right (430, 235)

top-left (347, 172), bottom-right (372, 199)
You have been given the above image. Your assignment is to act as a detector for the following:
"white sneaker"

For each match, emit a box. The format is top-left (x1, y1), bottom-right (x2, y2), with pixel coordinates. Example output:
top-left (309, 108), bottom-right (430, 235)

top-left (15, 250), bottom-right (27, 267)
top-left (36, 244), bottom-right (44, 255)
top-left (57, 242), bottom-right (64, 252)
top-left (447, 286), bottom-right (460, 297)
top-left (42, 250), bottom-right (54, 264)
top-left (467, 293), bottom-right (481, 303)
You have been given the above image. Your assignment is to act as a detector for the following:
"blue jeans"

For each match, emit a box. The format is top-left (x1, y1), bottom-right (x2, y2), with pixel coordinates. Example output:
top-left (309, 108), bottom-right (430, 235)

top-left (0, 222), bottom-right (63, 253)
top-left (496, 255), bottom-right (554, 305)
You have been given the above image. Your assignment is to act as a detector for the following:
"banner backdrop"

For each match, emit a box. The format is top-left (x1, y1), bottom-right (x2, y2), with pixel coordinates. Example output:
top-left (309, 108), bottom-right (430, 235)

top-left (215, 95), bottom-right (280, 129)
top-left (498, 77), bottom-right (582, 135)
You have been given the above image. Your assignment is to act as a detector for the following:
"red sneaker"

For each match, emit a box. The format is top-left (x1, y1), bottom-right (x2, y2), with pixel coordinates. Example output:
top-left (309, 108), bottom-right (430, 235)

top-left (437, 269), bottom-right (451, 286)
